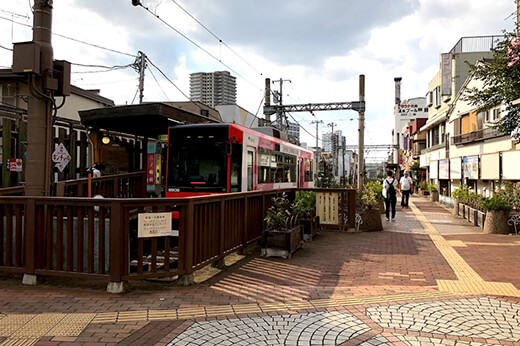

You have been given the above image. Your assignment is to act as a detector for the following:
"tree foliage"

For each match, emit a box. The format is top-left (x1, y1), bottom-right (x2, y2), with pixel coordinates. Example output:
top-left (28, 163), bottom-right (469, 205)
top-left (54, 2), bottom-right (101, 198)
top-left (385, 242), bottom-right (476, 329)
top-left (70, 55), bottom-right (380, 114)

top-left (464, 32), bottom-right (520, 137)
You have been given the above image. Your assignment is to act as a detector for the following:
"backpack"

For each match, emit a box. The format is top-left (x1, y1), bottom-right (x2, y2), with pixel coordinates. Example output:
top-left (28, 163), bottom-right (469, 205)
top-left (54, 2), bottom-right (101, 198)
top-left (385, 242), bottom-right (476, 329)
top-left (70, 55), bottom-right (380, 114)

top-left (386, 178), bottom-right (396, 198)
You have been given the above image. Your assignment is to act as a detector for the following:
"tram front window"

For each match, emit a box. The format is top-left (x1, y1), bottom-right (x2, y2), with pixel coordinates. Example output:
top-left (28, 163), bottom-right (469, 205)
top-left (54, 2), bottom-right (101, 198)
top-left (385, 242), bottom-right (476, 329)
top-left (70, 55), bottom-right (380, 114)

top-left (168, 132), bottom-right (228, 193)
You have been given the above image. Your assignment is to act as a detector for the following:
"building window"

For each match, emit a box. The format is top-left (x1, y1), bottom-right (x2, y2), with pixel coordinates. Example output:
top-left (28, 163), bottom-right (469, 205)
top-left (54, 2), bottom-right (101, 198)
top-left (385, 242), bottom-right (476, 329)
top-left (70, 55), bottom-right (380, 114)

top-left (492, 108), bottom-right (501, 120)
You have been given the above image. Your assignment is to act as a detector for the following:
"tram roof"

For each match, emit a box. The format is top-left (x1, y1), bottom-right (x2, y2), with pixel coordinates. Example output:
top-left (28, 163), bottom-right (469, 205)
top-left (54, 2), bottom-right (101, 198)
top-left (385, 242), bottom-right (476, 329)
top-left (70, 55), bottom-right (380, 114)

top-left (79, 101), bottom-right (222, 139)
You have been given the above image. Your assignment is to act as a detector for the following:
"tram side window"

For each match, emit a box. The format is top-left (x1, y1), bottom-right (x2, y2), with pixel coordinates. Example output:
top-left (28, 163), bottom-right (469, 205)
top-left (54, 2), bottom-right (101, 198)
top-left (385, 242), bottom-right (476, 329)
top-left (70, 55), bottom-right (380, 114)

top-left (258, 148), bottom-right (271, 184)
top-left (284, 155), bottom-right (296, 182)
top-left (304, 159), bottom-right (313, 182)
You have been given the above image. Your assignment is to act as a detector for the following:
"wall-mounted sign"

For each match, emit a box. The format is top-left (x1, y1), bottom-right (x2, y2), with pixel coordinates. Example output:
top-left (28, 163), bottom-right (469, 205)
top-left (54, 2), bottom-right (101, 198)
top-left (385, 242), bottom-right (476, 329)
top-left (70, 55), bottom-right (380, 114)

top-left (441, 53), bottom-right (452, 96)
top-left (6, 158), bottom-right (22, 172)
top-left (463, 156), bottom-right (479, 180)
top-left (439, 159), bottom-right (449, 179)
top-left (138, 212), bottom-right (174, 238)
top-left (450, 157), bottom-right (462, 180)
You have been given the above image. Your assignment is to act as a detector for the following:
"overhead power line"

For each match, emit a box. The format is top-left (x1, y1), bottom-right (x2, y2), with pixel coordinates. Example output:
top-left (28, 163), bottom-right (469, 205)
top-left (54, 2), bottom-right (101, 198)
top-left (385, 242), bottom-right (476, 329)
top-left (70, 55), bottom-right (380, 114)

top-left (170, 0), bottom-right (263, 76)
top-left (137, 4), bottom-right (262, 92)
top-left (0, 15), bottom-right (136, 58)
top-left (0, 44), bottom-right (13, 51)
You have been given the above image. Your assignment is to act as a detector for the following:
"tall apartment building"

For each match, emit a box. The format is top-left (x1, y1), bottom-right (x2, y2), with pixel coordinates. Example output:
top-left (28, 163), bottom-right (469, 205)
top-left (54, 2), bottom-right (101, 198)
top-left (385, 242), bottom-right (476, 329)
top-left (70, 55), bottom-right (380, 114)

top-left (322, 130), bottom-right (345, 154)
top-left (189, 71), bottom-right (237, 108)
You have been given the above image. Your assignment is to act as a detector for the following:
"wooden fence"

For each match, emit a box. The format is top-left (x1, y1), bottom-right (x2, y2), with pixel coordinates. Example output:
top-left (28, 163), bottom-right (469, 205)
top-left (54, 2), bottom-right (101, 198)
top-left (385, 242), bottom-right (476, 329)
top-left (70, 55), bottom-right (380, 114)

top-left (0, 188), bottom-right (356, 291)
top-left (55, 171), bottom-right (147, 198)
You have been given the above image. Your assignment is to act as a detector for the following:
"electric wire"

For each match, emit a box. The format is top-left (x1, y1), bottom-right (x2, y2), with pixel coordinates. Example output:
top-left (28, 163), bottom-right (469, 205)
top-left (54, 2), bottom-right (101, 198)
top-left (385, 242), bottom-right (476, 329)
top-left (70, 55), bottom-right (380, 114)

top-left (0, 15), bottom-right (137, 58)
top-left (147, 65), bottom-right (169, 100)
top-left (137, 4), bottom-right (262, 92)
top-left (0, 9), bottom-right (29, 20)
top-left (70, 62), bottom-right (134, 69)
top-left (287, 112), bottom-right (318, 141)
top-left (0, 44), bottom-right (13, 51)
top-left (170, 0), bottom-right (263, 76)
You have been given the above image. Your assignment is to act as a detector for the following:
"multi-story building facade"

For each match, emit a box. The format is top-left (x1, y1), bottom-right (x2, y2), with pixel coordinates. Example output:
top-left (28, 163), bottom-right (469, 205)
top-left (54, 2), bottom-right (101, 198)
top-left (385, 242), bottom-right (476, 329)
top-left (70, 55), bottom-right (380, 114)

top-left (287, 121), bottom-right (300, 144)
top-left (189, 71), bottom-right (237, 108)
top-left (419, 36), bottom-right (497, 184)
top-left (437, 67), bottom-right (519, 199)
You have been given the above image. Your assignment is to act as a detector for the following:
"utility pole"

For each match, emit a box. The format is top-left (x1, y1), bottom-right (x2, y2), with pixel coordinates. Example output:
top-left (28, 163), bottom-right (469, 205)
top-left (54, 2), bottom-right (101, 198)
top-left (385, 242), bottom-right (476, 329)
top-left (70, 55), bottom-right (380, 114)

top-left (327, 122), bottom-right (337, 176)
top-left (358, 75), bottom-right (365, 188)
top-left (25, 0), bottom-right (54, 196)
top-left (272, 78), bottom-right (291, 129)
top-left (136, 51), bottom-right (146, 104)
top-left (311, 119), bottom-right (323, 175)
top-left (264, 78), bottom-right (271, 125)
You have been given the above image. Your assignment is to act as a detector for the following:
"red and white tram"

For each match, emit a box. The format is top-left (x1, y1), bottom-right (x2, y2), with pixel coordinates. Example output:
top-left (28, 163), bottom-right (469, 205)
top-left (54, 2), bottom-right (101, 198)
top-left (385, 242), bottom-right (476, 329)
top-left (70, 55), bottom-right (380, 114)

top-left (165, 124), bottom-right (314, 197)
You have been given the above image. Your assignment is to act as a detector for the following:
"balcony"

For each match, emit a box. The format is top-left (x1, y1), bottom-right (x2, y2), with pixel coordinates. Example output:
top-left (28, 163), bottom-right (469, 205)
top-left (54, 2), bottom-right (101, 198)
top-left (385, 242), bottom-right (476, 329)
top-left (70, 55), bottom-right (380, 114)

top-left (451, 128), bottom-right (505, 145)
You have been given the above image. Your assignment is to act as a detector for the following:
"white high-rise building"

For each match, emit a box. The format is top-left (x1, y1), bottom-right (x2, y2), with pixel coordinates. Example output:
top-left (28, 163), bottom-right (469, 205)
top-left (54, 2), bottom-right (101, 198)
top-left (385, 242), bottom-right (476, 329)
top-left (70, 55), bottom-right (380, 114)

top-left (189, 71), bottom-right (237, 108)
top-left (322, 130), bottom-right (344, 154)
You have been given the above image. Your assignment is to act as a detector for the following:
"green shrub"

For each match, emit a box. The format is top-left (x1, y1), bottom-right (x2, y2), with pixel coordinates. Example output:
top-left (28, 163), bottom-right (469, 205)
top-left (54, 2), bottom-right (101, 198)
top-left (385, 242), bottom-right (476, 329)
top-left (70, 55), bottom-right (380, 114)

top-left (452, 184), bottom-right (470, 201)
top-left (428, 183), bottom-right (438, 193)
top-left (481, 194), bottom-right (512, 212)
top-left (292, 191), bottom-right (316, 219)
top-left (264, 194), bottom-right (291, 231)
top-left (359, 184), bottom-right (379, 209)
top-left (366, 180), bottom-right (383, 198)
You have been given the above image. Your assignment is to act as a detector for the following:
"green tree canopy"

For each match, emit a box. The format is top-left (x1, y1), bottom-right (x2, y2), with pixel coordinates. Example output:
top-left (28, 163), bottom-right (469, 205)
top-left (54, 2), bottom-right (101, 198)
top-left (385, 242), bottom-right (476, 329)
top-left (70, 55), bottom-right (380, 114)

top-left (464, 32), bottom-right (520, 141)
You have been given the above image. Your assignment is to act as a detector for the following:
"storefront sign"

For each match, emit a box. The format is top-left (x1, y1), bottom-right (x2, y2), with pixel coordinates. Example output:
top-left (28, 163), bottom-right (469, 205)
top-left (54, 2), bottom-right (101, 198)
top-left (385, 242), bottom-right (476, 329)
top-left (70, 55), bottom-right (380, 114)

top-left (450, 157), bottom-right (462, 179)
top-left (441, 53), bottom-right (452, 96)
top-left (138, 212), bottom-right (174, 238)
top-left (6, 158), bottom-right (22, 172)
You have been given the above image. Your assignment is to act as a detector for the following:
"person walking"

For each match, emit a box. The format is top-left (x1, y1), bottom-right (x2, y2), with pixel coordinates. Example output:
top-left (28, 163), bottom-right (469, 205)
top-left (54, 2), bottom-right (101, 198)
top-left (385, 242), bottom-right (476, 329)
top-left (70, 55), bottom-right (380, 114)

top-left (399, 171), bottom-right (414, 208)
top-left (382, 170), bottom-right (398, 221)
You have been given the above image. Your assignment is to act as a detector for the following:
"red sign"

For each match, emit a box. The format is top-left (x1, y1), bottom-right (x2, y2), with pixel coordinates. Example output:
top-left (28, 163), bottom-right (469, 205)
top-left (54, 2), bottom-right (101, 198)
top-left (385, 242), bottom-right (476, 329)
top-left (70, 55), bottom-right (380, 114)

top-left (147, 153), bottom-right (155, 184)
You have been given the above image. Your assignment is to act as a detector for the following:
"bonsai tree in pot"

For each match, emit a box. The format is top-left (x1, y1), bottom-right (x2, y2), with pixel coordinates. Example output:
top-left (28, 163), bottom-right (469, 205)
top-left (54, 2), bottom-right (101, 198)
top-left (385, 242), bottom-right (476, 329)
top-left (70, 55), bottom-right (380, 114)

top-left (481, 194), bottom-right (512, 234)
top-left (262, 194), bottom-right (303, 258)
top-left (291, 191), bottom-right (319, 241)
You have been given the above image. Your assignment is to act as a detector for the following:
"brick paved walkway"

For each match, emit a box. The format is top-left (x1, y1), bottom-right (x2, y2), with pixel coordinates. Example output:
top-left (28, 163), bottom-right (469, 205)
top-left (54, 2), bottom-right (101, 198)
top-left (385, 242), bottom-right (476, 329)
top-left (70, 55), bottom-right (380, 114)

top-left (0, 196), bottom-right (520, 345)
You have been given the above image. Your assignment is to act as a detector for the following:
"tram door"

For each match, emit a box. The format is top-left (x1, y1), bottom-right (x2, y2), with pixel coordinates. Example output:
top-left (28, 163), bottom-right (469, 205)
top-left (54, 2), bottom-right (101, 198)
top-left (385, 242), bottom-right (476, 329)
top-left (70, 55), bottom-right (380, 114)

top-left (247, 150), bottom-right (254, 191)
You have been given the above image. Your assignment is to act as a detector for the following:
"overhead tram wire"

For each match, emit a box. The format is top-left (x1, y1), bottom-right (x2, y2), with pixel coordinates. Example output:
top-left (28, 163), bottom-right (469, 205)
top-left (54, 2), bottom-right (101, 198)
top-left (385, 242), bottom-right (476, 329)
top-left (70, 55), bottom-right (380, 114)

top-left (136, 4), bottom-right (262, 93)
top-left (287, 112), bottom-right (319, 141)
top-left (170, 0), bottom-right (263, 76)
top-left (0, 15), bottom-right (137, 58)
top-left (0, 44), bottom-right (13, 51)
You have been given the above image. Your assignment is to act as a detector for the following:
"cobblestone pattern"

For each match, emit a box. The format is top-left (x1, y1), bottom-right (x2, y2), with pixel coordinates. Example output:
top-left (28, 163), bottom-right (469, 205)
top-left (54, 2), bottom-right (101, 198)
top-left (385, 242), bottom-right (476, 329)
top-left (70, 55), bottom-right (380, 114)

top-left (359, 335), bottom-right (392, 345)
top-left (167, 311), bottom-right (370, 346)
top-left (394, 334), bottom-right (487, 345)
top-left (367, 297), bottom-right (520, 342)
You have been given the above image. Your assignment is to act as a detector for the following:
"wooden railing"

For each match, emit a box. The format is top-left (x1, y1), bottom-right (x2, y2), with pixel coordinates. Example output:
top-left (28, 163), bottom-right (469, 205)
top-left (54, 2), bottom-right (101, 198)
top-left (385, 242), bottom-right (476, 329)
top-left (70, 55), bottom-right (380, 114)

top-left (0, 188), bottom-right (356, 290)
top-left (0, 186), bottom-right (25, 196)
top-left (55, 171), bottom-right (147, 198)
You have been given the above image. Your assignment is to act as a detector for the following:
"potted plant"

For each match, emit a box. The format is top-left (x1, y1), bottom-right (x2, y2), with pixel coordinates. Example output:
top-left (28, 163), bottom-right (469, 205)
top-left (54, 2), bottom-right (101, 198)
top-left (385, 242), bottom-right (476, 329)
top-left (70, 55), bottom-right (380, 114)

top-left (418, 181), bottom-right (430, 196)
top-left (429, 183), bottom-right (439, 202)
top-left (451, 184), bottom-right (469, 216)
top-left (481, 194), bottom-right (512, 234)
top-left (292, 191), bottom-right (319, 241)
top-left (262, 194), bottom-right (303, 258)
top-left (358, 185), bottom-right (383, 231)
top-left (366, 181), bottom-right (385, 214)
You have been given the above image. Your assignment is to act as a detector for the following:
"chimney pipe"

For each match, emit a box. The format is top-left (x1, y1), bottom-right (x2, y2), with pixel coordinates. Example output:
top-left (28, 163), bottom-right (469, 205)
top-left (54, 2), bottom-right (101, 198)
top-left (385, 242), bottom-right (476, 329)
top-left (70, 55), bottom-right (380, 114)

top-left (394, 77), bottom-right (402, 105)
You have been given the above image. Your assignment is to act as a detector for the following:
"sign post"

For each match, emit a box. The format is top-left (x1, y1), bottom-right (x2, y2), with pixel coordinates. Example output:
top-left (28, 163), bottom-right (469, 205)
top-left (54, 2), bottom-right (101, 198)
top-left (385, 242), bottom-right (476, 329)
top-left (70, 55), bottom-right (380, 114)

top-left (51, 143), bottom-right (71, 172)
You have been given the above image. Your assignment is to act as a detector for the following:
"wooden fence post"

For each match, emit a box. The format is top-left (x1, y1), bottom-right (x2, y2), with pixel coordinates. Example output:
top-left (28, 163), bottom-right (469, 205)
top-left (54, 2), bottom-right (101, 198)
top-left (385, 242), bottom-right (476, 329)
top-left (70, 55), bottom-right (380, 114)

top-left (178, 200), bottom-right (194, 285)
top-left (107, 201), bottom-right (126, 293)
top-left (22, 198), bottom-right (38, 285)
top-left (348, 190), bottom-right (356, 229)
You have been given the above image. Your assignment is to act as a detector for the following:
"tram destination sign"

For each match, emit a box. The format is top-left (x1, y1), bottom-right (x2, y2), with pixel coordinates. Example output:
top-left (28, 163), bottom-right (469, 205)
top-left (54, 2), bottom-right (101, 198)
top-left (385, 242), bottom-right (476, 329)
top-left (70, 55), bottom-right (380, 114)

top-left (138, 212), bottom-right (174, 238)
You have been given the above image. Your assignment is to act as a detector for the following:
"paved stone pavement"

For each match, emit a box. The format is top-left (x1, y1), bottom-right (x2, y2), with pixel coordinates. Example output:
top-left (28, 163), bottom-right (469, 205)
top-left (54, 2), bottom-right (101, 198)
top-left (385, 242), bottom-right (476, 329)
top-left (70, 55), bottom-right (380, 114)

top-left (1, 196), bottom-right (520, 345)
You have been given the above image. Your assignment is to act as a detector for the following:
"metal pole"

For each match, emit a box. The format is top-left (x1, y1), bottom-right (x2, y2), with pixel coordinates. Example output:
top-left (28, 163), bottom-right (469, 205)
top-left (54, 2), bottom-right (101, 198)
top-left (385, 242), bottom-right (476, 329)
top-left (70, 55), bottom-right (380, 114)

top-left (311, 119), bottom-right (323, 176)
top-left (517, 0), bottom-right (520, 36)
top-left (138, 51), bottom-right (146, 104)
top-left (327, 122), bottom-right (336, 176)
top-left (358, 75), bottom-right (365, 188)
top-left (26, 0), bottom-right (54, 196)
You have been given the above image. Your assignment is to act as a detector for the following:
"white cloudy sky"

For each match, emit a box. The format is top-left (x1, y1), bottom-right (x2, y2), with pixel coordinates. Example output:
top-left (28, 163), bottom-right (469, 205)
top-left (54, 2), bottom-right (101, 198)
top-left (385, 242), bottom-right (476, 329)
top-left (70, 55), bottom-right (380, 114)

top-left (0, 0), bottom-right (516, 158)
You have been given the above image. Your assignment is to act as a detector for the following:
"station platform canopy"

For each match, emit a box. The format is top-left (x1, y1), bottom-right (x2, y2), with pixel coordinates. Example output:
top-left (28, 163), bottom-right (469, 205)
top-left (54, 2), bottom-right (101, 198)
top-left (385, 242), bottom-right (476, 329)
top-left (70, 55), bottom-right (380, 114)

top-left (79, 101), bottom-right (222, 139)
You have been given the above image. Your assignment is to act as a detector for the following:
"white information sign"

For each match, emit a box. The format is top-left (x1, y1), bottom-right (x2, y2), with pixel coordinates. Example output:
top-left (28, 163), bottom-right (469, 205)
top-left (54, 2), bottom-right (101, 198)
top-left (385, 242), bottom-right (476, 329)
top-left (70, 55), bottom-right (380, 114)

top-left (52, 143), bottom-right (71, 172)
top-left (138, 212), bottom-right (174, 238)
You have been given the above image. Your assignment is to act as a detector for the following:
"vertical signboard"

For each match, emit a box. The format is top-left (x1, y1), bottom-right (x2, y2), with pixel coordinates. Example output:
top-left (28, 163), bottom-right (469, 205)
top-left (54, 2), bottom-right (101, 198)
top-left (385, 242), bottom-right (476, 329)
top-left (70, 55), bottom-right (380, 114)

top-left (450, 157), bottom-right (462, 180)
top-left (429, 161), bottom-right (438, 179)
top-left (441, 53), bottom-right (452, 96)
top-left (316, 192), bottom-right (338, 225)
top-left (438, 159), bottom-right (449, 179)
